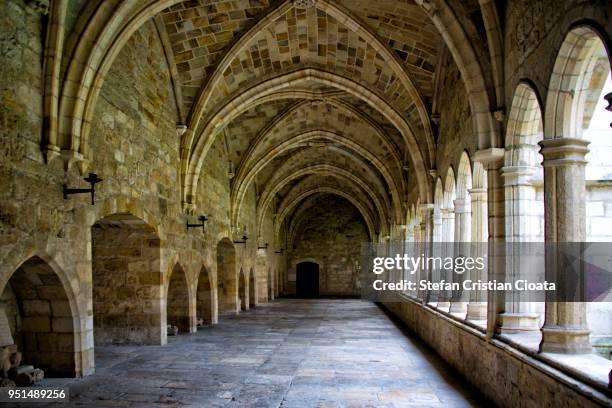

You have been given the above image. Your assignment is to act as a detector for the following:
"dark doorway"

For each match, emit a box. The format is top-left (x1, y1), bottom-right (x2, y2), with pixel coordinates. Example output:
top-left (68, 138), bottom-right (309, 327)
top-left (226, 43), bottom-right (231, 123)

top-left (296, 262), bottom-right (319, 297)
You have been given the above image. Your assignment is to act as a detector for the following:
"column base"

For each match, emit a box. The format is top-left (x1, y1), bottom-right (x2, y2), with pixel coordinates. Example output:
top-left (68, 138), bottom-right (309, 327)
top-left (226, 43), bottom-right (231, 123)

top-left (466, 303), bottom-right (487, 320)
top-left (449, 301), bottom-right (467, 314)
top-left (498, 312), bottom-right (540, 334)
top-left (539, 326), bottom-right (592, 354)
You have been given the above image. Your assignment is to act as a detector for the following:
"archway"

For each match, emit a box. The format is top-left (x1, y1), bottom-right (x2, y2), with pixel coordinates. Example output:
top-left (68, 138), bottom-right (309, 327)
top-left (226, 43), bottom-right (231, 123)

top-left (92, 214), bottom-right (162, 345)
top-left (216, 239), bottom-right (237, 315)
top-left (196, 266), bottom-right (213, 326)
top-left (296, 262), bottom-right (319, 298)
top-left (238, 268), bottom-right (247, 311)
top-left (249, 268), bottom-right (256, 307)
top-left (167, 264), bottom-right (191, 333)
top-left (0, 257), bottom-right (75, 377)
top-left (502, 83), bottom-right (545, 339)
top-left (544, 26), bottom-right (612, 354)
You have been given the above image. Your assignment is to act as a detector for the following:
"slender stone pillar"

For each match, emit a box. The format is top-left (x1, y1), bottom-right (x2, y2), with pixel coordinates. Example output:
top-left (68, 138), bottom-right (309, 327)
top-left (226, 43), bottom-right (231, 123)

top-left (466, 188), bottom-right (488, 320)
top-left (437, 208), bottom-right (454, 310)
top-left (497, 165), bottom-right (541, 333)
top-left (418, 204), bottom-right (434, 302)
top-left (454, 199), bottom-right (471, 242)
top-left (449, 199), bottom-right (470, 313)
top-left (403, 224), bottom-right (419, 297)
top-left (473, 148), bottom-right (505, 339)
top-left (539, 138), bottom-right (591, 354)
top-left (428, 209), bottom-right (443, 306)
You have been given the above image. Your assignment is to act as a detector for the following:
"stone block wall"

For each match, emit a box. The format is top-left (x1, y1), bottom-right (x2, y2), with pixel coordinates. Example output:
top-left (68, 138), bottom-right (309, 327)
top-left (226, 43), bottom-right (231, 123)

top-left (0, 0), bottom-right (278, 376)
top-left (286, 195), bottom-right (368, 296)
top-left (384, 298), bottom-right (609, 408)
top-left (92, 219), bottom-right (163, 345)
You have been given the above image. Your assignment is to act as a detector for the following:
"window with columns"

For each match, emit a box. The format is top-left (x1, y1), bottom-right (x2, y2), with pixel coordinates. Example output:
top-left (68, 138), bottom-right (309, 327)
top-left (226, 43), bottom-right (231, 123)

top-left (402, 25), bottom-right (612, 371)
top-left (542, 26), bottom-right (612, 359)
top-left (500, 82), bottom-right (546, 348)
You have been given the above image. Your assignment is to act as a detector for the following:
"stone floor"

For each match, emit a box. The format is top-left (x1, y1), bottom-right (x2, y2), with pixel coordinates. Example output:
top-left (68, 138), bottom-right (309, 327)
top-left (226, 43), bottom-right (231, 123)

top-left (18, 299), bottom-right (491, 407)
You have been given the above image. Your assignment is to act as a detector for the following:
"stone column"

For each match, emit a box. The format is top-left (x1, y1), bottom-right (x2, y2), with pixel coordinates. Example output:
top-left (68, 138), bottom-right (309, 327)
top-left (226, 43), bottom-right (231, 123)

top-left (473, 148), bottom-right (505, 338)
top-left (453, 199), bottom-right (471, 242)
top-left (497, 165), bottom-right (541, 333)
top-left (418, 204), bottom-right (434, 302)
top-left (428, 209), bottom-right (443, 306)
top-left (449, 199), bottom-right (470, 313)
top-left (403, 224), bottom-right (417, 297)
top-left (466, 188), bottom-right (488, 320)
top-left (539, 138), bottom-right (591, 354)
top-left (437, 208), bottom-right (454, 310)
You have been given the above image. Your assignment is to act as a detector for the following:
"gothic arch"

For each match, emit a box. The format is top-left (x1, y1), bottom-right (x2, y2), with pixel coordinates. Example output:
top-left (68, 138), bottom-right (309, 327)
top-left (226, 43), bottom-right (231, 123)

top-left (274, 187), bottom-right (378, 243)
top-left (183, 68), bottom-right (432, 209)
top-left (233, 129), bottom-right (403, 228)
top-left (545, 25), bottom-right (612, 140)
top-left (256, 163), bottom-right (390, 243)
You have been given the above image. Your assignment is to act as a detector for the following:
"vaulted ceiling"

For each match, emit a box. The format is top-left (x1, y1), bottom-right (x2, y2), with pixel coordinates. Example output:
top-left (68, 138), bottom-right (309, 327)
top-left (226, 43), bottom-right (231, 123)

top-left (153, 0), bottom-right (446, 240)
top-left (58, 0), bottom-right (495, 244)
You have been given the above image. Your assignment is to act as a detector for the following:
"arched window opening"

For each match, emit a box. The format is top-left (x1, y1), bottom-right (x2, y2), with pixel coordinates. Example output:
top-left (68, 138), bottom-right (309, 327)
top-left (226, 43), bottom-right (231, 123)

top-left (196, 266), bottom-right (213, 327)
top-left (217, 239), bottom-right (238, 315)
top-left (500, 84), bottom-right (546, 348)
top-left (92, 214), bottom-right (162, 345)
top-left (167, 264), bottom-right (191, 334)
top-left (1, 257), bottom-right (76, 379)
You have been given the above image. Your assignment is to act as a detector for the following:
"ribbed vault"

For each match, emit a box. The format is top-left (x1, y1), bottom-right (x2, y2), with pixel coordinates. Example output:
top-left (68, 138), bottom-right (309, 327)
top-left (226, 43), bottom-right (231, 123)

top-left (49, 0), bottom-right (500, 243)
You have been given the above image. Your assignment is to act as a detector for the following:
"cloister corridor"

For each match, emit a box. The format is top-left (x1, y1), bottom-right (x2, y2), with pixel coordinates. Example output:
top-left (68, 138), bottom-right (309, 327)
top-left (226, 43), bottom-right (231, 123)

top-left (3, 0), bottom-right (612, 406)
top-left (23, 300), bottom-right (488, 408)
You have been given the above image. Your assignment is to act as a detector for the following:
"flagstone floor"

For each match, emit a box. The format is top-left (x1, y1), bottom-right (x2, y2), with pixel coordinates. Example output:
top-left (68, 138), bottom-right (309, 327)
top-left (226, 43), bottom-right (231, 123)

top-left (22, 299), bottom-right (491, 407)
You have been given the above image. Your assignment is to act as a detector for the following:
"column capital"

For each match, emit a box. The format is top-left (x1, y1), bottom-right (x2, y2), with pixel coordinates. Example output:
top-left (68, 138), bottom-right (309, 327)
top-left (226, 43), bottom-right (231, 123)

top-left (539, 138), bottom-right (589, 167)
top-left (468, 187), bottom-right (487, 199)
top-left (473, 148), bottom-right (504, 169)
top-left (440, 207), bottom-right (454, 217)
top-left (500, 165), bottom-right (539, 186)
top-left (453, 199), bottom-right (470, 213)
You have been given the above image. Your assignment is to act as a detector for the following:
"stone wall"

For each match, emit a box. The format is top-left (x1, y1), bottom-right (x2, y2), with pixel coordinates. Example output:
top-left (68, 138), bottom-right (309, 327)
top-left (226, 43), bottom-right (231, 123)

top-left (91, 217), bottom-right (162, 345)
top-left (435, 47), bottom-right (476, 178)
top-left (286, 195), bottom-right (368, 296)
top-left (0, 0), bottom-right (278, 376)
top-left (383, 298), bottom-right (609, 408)
top-left (504, 0), bottom-right (612, 109)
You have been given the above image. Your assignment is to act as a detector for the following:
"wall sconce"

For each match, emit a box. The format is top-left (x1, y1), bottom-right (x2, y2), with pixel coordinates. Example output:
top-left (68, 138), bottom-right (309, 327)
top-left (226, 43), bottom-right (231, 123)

top-left (258, 243), bottom-right (269, 250)
top-left (186, 215), bottom-right (208, 232)
top-left (63, 173), bottom-right (103, 205)
top-left (234, 235), bottom-right (248, 246)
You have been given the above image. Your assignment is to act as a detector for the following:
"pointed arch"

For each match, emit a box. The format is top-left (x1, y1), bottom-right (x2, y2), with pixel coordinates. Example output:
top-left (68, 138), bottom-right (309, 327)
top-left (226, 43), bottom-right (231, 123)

top-left (256, 163), bottom-right (390, 243)
top-left (545, 25), bottom-right (612, 140)
top-left (167, 263), bottom-right (192, 333)
top-left (185, 0), bottom-right (435, 165)
top-left (196, 264), bottom-right (215, 326)
top-left (233, 129), bottom-right (403, 228)
top-left (1, 256), bottom-right (78, 377)
top-left (183, 68), bottom-right (432, 210)
top-left (274, 187), bottom-right (378, 244)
